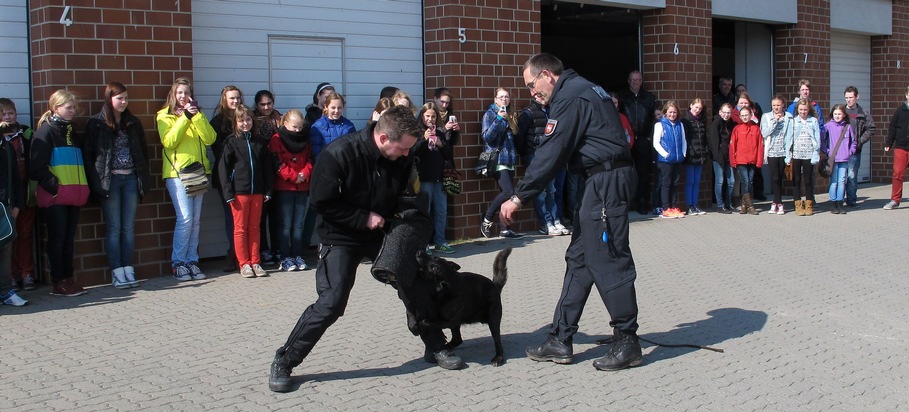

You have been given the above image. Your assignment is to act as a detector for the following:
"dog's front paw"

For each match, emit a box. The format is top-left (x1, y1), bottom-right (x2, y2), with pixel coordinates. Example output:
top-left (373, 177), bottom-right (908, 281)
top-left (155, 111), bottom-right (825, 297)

top-left (491, 355), bottom-right (506, 366)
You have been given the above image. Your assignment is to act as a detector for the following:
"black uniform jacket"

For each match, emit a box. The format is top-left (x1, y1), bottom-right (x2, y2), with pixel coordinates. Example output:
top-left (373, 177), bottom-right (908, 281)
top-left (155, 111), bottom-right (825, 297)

top-left (514, 69), bottom-right (631, 201)
top-left (310, 124), bottom-right (413, 247)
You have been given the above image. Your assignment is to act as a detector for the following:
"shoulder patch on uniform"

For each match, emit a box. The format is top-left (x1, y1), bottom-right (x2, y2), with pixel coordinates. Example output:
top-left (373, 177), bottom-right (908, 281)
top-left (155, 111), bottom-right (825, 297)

top-left (545, 119), bottom-right (558, 136)
top-left (592, 85), bottom-right (611, 101)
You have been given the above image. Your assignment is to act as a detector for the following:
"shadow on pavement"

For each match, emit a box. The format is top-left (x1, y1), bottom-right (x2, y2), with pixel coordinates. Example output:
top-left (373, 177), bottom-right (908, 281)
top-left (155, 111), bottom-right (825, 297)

top-left (626, 307), bottom-right (768, 365)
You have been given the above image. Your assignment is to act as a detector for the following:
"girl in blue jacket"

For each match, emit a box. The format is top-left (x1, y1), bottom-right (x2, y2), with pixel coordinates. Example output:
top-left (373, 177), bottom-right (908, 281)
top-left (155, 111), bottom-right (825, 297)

top-left (310, 92), bottom-right (356, 160)
top-left (653, 101), bottom-right (686, 218)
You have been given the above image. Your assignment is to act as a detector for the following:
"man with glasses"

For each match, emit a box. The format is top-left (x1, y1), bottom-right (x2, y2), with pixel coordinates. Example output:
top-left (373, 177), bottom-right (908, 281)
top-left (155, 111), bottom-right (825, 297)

top-left (619, 71), bottom-right (657, 215)
top-left (501, 53), bottom-right (643, 371)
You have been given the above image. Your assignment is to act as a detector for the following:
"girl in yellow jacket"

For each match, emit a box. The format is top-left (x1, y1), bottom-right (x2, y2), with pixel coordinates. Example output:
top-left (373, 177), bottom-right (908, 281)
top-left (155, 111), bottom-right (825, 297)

top-left (156, 77), bottom-right (216, 281)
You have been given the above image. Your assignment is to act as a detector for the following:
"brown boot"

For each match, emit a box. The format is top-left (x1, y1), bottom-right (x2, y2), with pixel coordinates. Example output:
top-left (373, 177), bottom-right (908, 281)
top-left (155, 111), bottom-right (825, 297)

top-left (805, 200), bottom-right (814, 216)
top-left (746, 194), bottom-right (759, 215)
top-left (795, 200), bottom-right (805, 216)
top-left (740, 194), bottom-right (750, 214)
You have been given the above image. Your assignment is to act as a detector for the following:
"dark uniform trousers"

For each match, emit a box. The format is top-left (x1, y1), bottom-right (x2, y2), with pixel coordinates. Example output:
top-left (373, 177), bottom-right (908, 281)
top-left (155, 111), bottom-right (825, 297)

top-left (549, 165), bottom-right (640, 341)
top-left (275, 244), bottom-right (446, 368)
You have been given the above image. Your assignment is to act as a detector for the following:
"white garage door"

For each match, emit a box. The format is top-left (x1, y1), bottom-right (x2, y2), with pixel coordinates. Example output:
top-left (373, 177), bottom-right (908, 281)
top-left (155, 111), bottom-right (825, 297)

top-left (0, 3), bottom-right (31, 125)
top-left (191, 0), bottom-right (424, 258)
top-left (830, 31), bottom-right (872, 183)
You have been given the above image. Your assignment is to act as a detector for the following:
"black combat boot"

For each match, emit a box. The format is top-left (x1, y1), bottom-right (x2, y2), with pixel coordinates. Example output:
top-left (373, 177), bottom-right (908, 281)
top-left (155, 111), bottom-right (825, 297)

top-left (424, 347), bottom-right (465, 370)
top-left (592, 329), bottom-right (643, 371)
top-left (268, 355), bottom-right (293, 392)
top-left (525, 334), bottom-right (573, 364)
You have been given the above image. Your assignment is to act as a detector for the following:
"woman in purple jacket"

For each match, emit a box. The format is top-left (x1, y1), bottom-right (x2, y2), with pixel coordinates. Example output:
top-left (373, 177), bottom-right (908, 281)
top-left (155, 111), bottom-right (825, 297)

top-left (823, 104), bottom-right (857, 214)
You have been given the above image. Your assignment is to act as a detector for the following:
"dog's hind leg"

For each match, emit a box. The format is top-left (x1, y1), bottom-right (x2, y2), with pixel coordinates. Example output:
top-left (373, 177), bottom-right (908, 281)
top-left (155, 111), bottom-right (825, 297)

top-left (447, 327), bottom-right (463, 349)
top-left (489, 298), bottom-right (505, 366)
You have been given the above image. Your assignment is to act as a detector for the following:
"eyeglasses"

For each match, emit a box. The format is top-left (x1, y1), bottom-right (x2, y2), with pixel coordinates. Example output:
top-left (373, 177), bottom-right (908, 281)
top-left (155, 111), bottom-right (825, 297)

top-left (719, 111), bottom-right (732, 115)
top-left (526, 71), bottom-right (543, 90)
top-left (496, 95), bottom-right (510, 100)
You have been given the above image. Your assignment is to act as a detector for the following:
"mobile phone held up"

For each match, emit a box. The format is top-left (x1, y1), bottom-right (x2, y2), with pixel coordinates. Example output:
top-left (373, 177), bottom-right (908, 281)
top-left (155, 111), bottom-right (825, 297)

top-left (449, 115), bottom-right (457, 123)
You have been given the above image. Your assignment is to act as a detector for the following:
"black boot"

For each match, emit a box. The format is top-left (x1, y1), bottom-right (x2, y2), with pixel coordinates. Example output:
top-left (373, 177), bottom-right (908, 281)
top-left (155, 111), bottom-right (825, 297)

top-left (223, 249), bottom-right (237, 273)
top-left (525, 334), bottom-right (573, 364)
top-left (424, 347), bottom-right (465, 370)
top-left (838, 201), bottom-right (846, 214)
top-left (268, 355), bottom-right (293, 392)
top-left (592, 329), bottom-right (643, 371)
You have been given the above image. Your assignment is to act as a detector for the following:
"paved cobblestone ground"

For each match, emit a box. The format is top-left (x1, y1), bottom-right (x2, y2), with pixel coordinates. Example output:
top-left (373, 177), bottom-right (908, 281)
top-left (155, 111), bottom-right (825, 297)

top-left (2, 184), bottom-right (907, 411)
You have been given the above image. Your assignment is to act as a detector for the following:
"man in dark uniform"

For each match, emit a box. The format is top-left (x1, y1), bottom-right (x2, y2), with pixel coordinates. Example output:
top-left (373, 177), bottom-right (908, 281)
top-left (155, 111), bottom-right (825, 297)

top-left (501, 53), bottom-right (643, 371)
top-left (268, 106), bottom-right (462, 393)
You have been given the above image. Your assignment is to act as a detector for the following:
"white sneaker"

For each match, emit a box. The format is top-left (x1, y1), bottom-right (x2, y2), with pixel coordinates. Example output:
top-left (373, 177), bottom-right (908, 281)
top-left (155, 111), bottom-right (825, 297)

top-left (188, 263), bottom-right (206, 280)
top-left (123, 266), bottom-right (138, 287)
top-left (547, 224), bottom-right (561, 236)
top-left (112, 268), bottom-right (130, 290)
top-left (1, 290), bottom-right (28, 306)
top-left (252, 264), bottom-right (268, 277)
top-left (883, 200), bottom-right (899, 210)
top-left (553, 221), bottom-right (571, 235)
top-left (240, 264), bottom-right (255, 278)
top-left (776, 204), bottom-right (785, 215)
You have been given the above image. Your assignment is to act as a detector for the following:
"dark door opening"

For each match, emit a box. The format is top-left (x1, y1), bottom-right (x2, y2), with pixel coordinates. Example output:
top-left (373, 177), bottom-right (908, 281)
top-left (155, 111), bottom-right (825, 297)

top-left (541, 1), bottom-right (641, 95)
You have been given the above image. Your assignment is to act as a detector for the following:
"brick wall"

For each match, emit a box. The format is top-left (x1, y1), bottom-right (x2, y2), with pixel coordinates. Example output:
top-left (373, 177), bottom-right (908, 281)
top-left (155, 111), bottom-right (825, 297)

top-left (872, 0), bottom-right (909, 183)
top-left (29, 0), bottom-right (194, 286)
top-left (773, 0), bottom-right (832, 195)
top-left (424, 0), bottom-right (540, 240)
top-left (642, 0), bottom-right (714, 209)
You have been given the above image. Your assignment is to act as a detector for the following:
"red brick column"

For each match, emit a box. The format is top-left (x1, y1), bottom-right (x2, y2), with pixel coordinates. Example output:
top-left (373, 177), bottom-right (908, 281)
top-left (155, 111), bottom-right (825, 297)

top-left (424, 0), bottom-right (540, 239)
top-left (29, 1), bottom-right (194, 285)
top-left (642, 0), bottom-right (713, 106)
top-left (642, 0), bottom-right (713, 208)
top-left (774, 0), bottom-right (831, 194)
top-left (871, 0), bottom-right (909, 183)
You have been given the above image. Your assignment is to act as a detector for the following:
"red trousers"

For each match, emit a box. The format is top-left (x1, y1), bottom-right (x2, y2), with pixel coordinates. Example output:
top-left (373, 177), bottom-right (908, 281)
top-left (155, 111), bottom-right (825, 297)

top-left (231, 194), bottom-right (264, 267)
top-left (11, 206), bottom-right (37, 280)
top-left (891, 148), bottom-right (909, 202)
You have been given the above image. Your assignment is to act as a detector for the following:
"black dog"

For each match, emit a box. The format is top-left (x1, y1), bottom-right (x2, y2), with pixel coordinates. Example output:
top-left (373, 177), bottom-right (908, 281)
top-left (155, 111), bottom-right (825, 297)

top-left (414, 248), bottom-right (511, 366)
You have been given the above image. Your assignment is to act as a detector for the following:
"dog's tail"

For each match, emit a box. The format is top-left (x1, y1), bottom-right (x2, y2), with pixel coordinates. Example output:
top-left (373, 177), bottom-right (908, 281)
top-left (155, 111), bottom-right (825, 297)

top-left (492, 247), bottom-right (511, 290)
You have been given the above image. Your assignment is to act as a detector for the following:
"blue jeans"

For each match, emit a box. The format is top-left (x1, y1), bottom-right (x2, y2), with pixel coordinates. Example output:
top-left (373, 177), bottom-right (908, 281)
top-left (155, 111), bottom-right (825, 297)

top-left (713, 161), bottom-right (734, 208)
top-left (99, 173), bottom-right (139, 269)
top-left (846, 153), bottom-right (861, 205)
top-left (276, 190), bottom-right (309, 258)
top-left (736, 165), bottom-right (755, 195)
top-left (166, 178), bottom-right (204, 265)
top-left (534, 179), bottom-right (557, 227)
top-left (420, 181), bottom-right (448, 245)
top-left (684, 164), bottom-right (702, 207)
top-left (829, 161), bottom-right (848, 201)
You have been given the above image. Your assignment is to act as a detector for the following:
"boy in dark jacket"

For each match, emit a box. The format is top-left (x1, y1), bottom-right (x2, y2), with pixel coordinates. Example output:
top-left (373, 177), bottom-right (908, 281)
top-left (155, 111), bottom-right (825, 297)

top-left (0, 98), bottom-right (36, 291)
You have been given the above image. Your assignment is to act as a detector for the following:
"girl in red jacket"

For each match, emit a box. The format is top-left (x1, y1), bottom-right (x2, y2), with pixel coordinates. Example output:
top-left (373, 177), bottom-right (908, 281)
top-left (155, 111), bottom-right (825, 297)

top-left (268, 110), bottom-right (313, 272)
top-left (729, 107), bottom-right (764, 215)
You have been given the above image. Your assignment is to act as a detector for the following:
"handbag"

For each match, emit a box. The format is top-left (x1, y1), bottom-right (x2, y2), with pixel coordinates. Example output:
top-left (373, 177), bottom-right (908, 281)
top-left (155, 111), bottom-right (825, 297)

top-left (784, 163), bottom-right (793, 182)
top-left (0, 205), bottom-right (15, 247)
top-left (165, 137), bottom-right (209, 197)
top-left (442, 167), bottom-right (462, 197)
top-left (176, 161), bottom-right (209, 197)
top-left (818, 126), bottom-right (848, 178)
top-left (0, 150), bottom-right (15, 246)
top-left (475, 135), bottom-right (505, 177)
